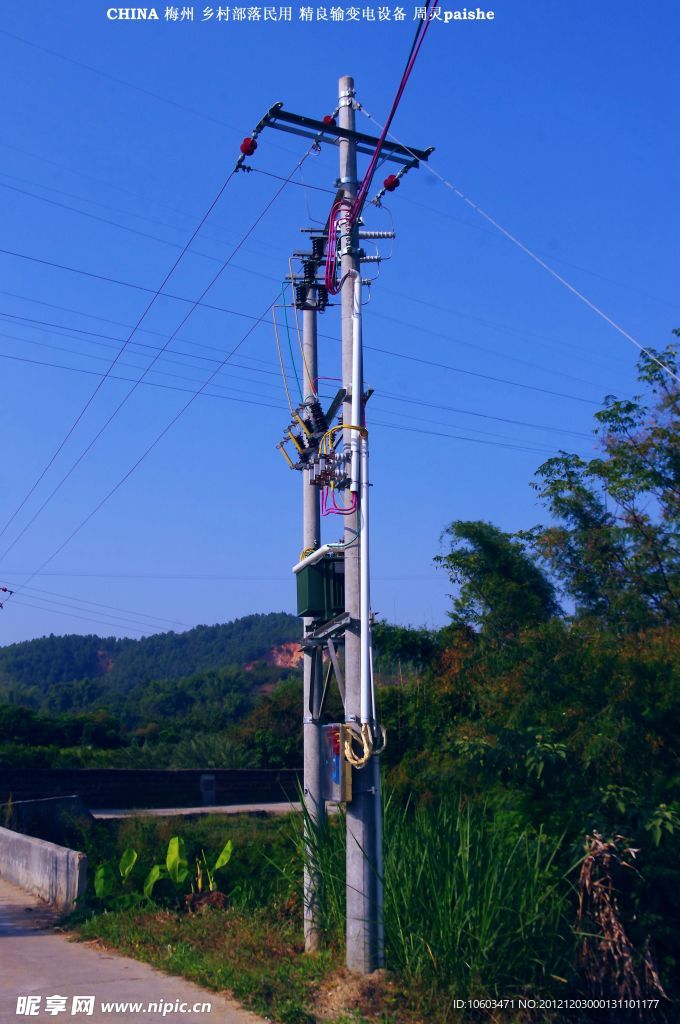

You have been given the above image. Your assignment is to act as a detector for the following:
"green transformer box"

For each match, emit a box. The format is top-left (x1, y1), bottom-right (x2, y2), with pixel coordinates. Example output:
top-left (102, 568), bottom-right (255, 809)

top-left (296, 555), bottom-right (345, 620)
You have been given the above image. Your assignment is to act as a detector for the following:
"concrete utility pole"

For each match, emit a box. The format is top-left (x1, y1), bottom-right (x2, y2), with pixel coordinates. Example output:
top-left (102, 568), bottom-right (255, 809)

top-left (302, 303), bottom-right (325, 953)
top-left (338, 74), bottom-right (384, 974)
top-left (265, 84), bottom-right (428, 973)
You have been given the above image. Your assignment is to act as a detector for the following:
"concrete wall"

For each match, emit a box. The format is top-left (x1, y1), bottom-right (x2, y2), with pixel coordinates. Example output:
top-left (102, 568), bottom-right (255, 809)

top-left (1, 768), bottom-right (302, 808)
top-left (0, 825), bottom-right (87, 913)
top-left (2, 795), bottom-right (93, 845)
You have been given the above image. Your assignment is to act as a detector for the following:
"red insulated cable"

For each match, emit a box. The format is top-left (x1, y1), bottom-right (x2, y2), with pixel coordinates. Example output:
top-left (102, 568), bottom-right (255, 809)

top-left (323, 0), bottom-right (438, 293)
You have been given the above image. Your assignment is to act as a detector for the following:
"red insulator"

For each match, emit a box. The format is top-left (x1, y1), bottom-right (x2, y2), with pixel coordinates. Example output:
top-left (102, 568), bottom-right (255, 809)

top-left (240, 137), bottom-right (257, 156)
top-left (383, 174), bottom-right (400, 192)
top-left (322, 114), bottom-right (336, 127)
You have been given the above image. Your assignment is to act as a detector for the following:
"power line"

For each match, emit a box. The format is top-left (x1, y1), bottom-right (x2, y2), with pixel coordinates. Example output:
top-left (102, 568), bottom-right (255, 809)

top-left (5, 572), bottom-right (440, 584)
top-left (0, 176), bottom-right (307, 280)
top-left (366, 344), bottom-right (600, 405)
top-left (0, 163), bottom-right (241, 546)
top-left (9, 592), bottom-right (171, 635)
top-left (0, 300), bottom-right (605, 431)
top-left (0, 246), bottom-right (611, 406)
top-left (372, 420), bottom-right (559, 456)
top-left (248, 167), bottom-right (336, 194)
top-left (0, 293), bottom-right (294, 371)
top-left (0, 349), bottom-right (595, 456)
top-left (374, 391), bottom-right (592, 439)
top-left (360, 107), bottom-right (680, 386)
top-left (0, 154), bottom-right (313, 563)
top-left (0, 28), bottom-right (337, 171)
top-left (1, 165), bottom-right (628, 383)
top-left (0, 28), bottom-right (249, 136)
top-left (399, 195), bottom-right (680, 314)
top-left (0, 285), bottom-right (603, 441)
top-left (365, 308), bottom-right (612, 393)
top-left (4, 581), bottom-right (190, 629)
top-left (0, 350), bottom-right (287, 412)
top-left (7, 595), bottom-right (149, 637)
top-left (5, 115), bottom-right (344, 599)
top-left (10, 290), bottom-right (283, 594)
top-left (0, 309), bottom-right (598, 446)
top-left (0, 154), bottom-right (302, 265)
top-left (0, 322), bottom-right (293, 399)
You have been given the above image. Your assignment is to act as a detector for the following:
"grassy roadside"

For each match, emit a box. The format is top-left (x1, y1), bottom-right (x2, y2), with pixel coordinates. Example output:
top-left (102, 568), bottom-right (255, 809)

top-left (77, 905), bottom-right (340, 1024)
top-left (69, 807), bottom-right (572, 1024)
top-left (75, 905), bottom-right (540, 1024)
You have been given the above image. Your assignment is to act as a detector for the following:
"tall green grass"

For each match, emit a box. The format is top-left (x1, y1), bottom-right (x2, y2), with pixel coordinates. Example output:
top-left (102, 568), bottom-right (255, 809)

top-left (298, 794), bottom-right (575, 998)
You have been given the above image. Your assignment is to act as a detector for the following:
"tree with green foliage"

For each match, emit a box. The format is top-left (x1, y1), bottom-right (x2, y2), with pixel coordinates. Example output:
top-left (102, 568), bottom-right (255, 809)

top-left (435, 520), bottom-right (560, 635)
top-left (527, 343), bottom-right (679, 630)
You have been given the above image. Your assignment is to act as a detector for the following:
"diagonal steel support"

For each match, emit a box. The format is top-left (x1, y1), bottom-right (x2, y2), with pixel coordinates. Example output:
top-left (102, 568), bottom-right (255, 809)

top-left (326, 638), bottom-right (346, 706)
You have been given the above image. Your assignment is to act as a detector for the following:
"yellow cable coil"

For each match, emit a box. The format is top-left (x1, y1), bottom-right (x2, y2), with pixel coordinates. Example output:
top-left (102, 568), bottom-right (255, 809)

top-left (344, 722), bottom-right (387, 768)
top-left (319, 423), bottom-right (368, 455)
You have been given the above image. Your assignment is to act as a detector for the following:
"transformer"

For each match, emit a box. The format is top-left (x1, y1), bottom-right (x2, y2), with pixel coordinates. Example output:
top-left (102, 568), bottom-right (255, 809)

top-left (296, 555), bottom-right (345, 619)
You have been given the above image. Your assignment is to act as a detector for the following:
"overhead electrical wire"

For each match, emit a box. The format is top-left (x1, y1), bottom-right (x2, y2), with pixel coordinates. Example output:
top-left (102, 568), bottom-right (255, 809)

top-left (1, 28), bottom-right (338, 173)
top-left (3, 580), bottom-right (190, 629)
top-left (0, 308), bottom-right (292, 383)
top-left (0, 347), bottom-right (596, 452)
top-left (9, 592), bottom-right (173, 634)
top-left (0, 350), bottom-right (288, 412)
top-left (8, 137), bottom-right (656, 361)
top-left (397, 194), bottom-right (680, 314)
top-left (4, 160), bottom-right (674, 338)
top-left (0, 176), bottom-right (643, 391)
top-left (8, 290), bottom-right (284, 599)
top-left (359, 106), bottom-right (680, 386)
top-left (0, 246), bottom-right (614, 401)
top-left (0, 176), bottom-right (305, 284)
top-left (0, 153), bottom-right (318, 565)
top-left (0, 291), bottom-right (602, 445)
top-left (0, 322), bottom-right (296, 400)
top-left (366, 309), bottom-right (612, 393)
top-left (0, 161), bottom-right (299, 269)
top-left (1, 340), bottom-right (588, 609)
top-left (0, 163), bottom-right (242, 548)
top-left (0, 276), bottom-right (621, 391)
top-left (8, 596), bottom-right (149, 636)
top-left (375, 390), bottom-right (592, 439)
top-left (372, 419), bottom-right (557, 456)
top-left (0, 178), bottom-right (626, 389)
top-left (0, 291), bottom-right (617, 408)
top-left (365, 344), bottom-right (600, 405)
top-left (4, 128), bottom-right (345, 601)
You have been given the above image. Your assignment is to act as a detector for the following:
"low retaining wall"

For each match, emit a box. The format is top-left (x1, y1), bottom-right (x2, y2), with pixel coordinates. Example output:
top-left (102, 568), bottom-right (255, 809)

top-left (1, 768), bottom-right (302, 809)
top-left (0, 825), bottom-right (87, 913)
top-left (2, 795), bottom-right (93, 845)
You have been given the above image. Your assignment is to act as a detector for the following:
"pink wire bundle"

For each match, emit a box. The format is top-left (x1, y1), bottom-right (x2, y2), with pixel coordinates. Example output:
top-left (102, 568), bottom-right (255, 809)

top-left (321, 488), bottom-right (357, 517)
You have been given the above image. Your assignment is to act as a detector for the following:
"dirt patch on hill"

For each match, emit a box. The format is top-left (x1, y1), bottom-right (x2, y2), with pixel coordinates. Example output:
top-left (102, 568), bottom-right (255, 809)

top-left (245, 642), bottom-right (303, 671)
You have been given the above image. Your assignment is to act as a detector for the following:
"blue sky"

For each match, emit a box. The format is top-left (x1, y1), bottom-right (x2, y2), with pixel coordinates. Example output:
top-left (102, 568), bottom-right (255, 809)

top-left (0, 0), bottom-right (678, 643)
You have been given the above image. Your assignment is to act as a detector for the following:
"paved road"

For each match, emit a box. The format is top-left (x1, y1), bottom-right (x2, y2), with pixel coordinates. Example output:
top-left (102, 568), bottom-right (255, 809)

top-left (0, 879), bottom-right (264, 1024)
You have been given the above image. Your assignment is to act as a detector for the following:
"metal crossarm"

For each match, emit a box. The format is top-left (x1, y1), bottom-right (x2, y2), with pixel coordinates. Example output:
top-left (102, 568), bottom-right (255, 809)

top-left (264, 105), bottom-right (433, 166)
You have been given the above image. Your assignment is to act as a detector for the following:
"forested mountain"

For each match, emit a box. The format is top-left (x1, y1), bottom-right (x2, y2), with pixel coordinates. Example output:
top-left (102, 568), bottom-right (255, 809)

top-left (0, 612), bottom-right (299, 709)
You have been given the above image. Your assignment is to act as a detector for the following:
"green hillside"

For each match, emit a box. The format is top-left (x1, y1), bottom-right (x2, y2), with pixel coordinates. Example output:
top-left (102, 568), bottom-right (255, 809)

top-left (0, 611), bottom-right (300, 710)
